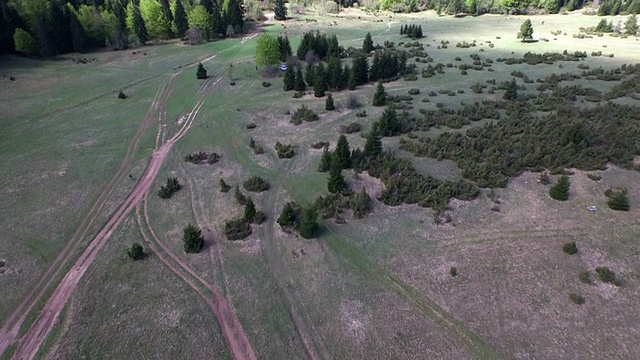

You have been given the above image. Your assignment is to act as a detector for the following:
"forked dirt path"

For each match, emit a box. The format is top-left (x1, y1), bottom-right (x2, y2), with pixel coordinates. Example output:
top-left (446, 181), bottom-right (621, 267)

top-left (9, 98), bottom-right (204, 360)
top-left (0, 76), bottom-right (172, 357)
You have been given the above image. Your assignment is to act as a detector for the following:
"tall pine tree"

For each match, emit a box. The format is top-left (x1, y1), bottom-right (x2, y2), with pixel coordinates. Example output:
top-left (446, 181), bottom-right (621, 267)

top-left (327, 154), bottom-right (349, 194)
top-left (335, 135), bottom-right (351, 169)
top-left (173, 0), bottom-right (188, 38)
top-left (274, 0), bottom-right (287, 20)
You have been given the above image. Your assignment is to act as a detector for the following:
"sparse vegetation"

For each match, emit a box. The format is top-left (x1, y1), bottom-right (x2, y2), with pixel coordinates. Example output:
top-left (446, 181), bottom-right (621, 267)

top-left (243, 176), bottom-right (270, 192)
top-left (568, 293), bottom-right (585, 305)
top-left (291, 105), bottom-right (319, 125)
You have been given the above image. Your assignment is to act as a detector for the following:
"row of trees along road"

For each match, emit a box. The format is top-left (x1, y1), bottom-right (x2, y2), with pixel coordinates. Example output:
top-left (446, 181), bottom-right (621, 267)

top-left (1, 0), bottom-right (245, 56)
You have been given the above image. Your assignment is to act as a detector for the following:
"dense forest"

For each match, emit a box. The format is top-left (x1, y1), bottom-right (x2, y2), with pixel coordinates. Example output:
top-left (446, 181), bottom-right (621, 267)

top-left (1, 0), bottom-right (638, 56)
top-left (0, 0), bottom-right (247, 55)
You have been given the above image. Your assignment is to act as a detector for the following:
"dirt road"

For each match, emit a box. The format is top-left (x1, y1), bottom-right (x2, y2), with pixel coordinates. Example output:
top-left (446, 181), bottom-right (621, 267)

top-left (0, 76), bottom-right (174, 357)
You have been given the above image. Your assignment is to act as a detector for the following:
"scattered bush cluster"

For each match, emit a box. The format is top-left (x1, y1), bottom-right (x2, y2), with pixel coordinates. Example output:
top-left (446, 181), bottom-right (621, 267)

top-left (158, 177), bottom-right (181, 199)
top-left (184, 151), bottom-right (220, 165)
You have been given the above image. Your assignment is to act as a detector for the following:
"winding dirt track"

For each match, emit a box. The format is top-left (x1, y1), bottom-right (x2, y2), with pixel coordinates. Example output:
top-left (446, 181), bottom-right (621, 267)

top-left (0, 76), bottom-right (173, 357)
top-left (4, 68), bottom-right (257, 360)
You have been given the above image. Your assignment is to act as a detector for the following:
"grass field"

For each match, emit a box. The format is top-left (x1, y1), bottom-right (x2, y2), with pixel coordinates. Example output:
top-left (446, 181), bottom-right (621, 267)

top-left (1, 7), bottom-right (640, 360)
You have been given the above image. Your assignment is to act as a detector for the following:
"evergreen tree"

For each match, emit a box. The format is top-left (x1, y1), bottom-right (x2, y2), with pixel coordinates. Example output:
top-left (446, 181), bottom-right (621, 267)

top-left (326, 56), bottom-right (342, 90)
top-left (127, 243), bottom-right (144, 260)
top-left (340, 64), bottom-right (349, 90)
top-left (299, 206), bottom-right (319, 238)
top-left (363, 127), bottom-right (383, 158)
top-left (159, 0), bottom-right (174, 37)
top-left (327, 34), bottom-right (340, 59)
top-left (196, 62), bottom-right (207, 79)
top-left (352, 53), bottom-right (369, 85)
top-left (283, 65), bottom-right (295, 91)
top-left (305, 62), bottom-right (316, 87)
top-left (363, 31), bottom-right (374, 53)
top-left (70, 11), bottom-right (89, 53)
top-left (132, 1), bottom-right (149, 44)
top-left (294, 68), bottom-right (306, 91)
top-left (607, 188), bottom-right (630, 211)
top-left (625, 14), bottom-right (638, 36)
top-left (223, 0), bottom-right (243, 33)
top-left (335, 134), bottom-right (351, 169)
top-left (348, 65), bottom-right (357, 90)
top-left (313, 63), bottom-right (327, 97)
top-left (317, 147), bottom-right (332, 172)
top-left (274, 0), bottom-right (287, 20)
top-left (503, 78), bottom-right (518, 101)
top-left (173, 0), bottom-right (188, 38)
top-left (549, 175), bottom-right (570, 201)
top-left (244, 197), bottom-right (257, 222)
top-left (183, 223), bottom-right (205, 253)
top-left (325, 93), bottom-right (335, 110)
top-left (277, 202), bottom-right (297, 227)
top-left (377, 107), bottom-right (399, 136)
top-left (400, 24), bottom-right (405, 35)
top-left (372, 81), bottom-right (387, 106)
top-left (328, 154), bottom-right (349, 194)
top-left (277, 35), bottom-right (292, 61)
top-left (517, 19), bottom-right (534, 42)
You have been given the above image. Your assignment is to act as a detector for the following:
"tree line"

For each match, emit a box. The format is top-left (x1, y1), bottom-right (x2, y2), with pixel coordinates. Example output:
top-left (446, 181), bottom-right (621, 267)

top-left (0, 0), bottom-right (245, 56)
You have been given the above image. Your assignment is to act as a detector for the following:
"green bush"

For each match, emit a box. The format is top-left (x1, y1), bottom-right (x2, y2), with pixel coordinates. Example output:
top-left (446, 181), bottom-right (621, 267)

top-left (351, 188), bottom-right (371, 219)
top-left (563, 241), bottom-right (578, 255)
top-left (118, 90), bottom-right (127, 99)
top-left (291, 105), bottom-right (319, 125)
top-left (338, 122), bottom-right (362, 134)
top-left (275, 141), bottom-right (295, 158)
top-left (408, 88), bottom-right (420, 95)
top-left (587, 173), bottom-right (601, 181)
top-left (196, 63), bottom-right (207, 79)
top-left (579, 271), bottom-right (591, 284)
top-left (127, 243), bottom-right (144, 260)
top-left (277, 201), bottom-right (301, 228)
top-left (243, 176), bottom-right (270, 192)
top-left (568, 293), bottom-right (585, 305)
top-left (219, 178), bottom-right (231, 193)
top-left (595, 267), bottom-right (616, 283)
top-left (185, 151), bottom-right (220, 164)
top-left (224, 219), bottom-right (252, 240)
top-left (449, 267), bottom-right (458, 277)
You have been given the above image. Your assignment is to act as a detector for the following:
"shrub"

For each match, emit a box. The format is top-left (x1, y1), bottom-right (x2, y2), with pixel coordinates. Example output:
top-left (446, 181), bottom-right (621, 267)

top-left (606, 188), bottom-right (629, 211)
top-left (243, 176), bottom-right (270, 192)
top-left (184, 151), bottom-right (220, 164)
top-left (568, 293), bottom-right (585, 305)
top-left (338, 122), bottom-right (362, 134)
top-left (311, 141), bottom-right (330, 149)
top-left (345, 94), bottom-right (362, 109)
top-left (325, 93), bottom-right (335, 111)
top-left (563, 241), bottom-right (578, 255)
top-left (127, 243), bottom-right (144, 260)
top-left (183, 223), bottom-right (205, 253)
top-left (549, 175), bottom-right (570, 201)
top-left (253, 146), bottom-right (264, 154)
top-left (246, 123), bottom-right (257, 129)
top-left (587, 173), bottom-right (601, 181)
top-left (234, 186), bottom-right (247, 205)
top-left (158, 177), bottom-right (181, 199)
top-left (118, 90), bottom-right (127, 99)
top-left (408, 88), bottom-right (420, 95)
top-left (595, 267), bottom-right (616, 283)
top-left (291, 105), bottom-right (319, 125)
top-left (579, 271), bottom-right (591, 284)
top-left (224, 219), bottom-right (252, 240)
top-left (219, 178), bottom-right (231, 193)
top-left (262, 81), bottom-right (271, 87)
top-left (351, 188), bottom-right (371, 218)
top-left (355, 110), bottom-right (367, 117)
top-left (299, 206), bottom-right (319, 239)
top-left (449, 266), bottom-right (458, 277)
top-left (275, 141), bottom-right (295, 158)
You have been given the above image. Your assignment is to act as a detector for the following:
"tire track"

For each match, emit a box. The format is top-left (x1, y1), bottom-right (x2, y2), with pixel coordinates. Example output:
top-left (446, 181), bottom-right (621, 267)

top-left (0, 76), bottom-right (171, 357)
top-left (8, 86), bottom-right (207, 360)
